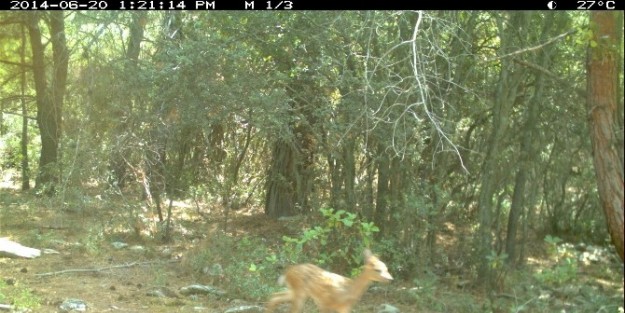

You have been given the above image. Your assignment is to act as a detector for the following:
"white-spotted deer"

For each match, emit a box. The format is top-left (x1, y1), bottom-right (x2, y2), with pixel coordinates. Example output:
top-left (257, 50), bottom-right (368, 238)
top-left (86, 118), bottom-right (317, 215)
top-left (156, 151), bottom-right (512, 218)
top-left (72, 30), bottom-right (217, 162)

top-left (265, 249), bottom-right (392, 313)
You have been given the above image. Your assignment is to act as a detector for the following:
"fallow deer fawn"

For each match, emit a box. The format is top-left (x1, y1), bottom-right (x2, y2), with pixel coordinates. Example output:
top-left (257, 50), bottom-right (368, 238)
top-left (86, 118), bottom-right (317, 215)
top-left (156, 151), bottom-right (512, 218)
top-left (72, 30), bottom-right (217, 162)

top-left (265, 249), bottom-right (392, 313)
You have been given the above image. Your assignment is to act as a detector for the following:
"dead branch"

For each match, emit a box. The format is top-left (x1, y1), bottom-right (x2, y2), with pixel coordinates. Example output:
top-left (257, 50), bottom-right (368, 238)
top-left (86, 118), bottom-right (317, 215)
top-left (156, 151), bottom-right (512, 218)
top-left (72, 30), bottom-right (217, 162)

top-left (512, 58), bottom-right (587, 98)
top-left (35, 260), bottom-right (179, 277)
top-left (481, 29), bottom-right (577, 64)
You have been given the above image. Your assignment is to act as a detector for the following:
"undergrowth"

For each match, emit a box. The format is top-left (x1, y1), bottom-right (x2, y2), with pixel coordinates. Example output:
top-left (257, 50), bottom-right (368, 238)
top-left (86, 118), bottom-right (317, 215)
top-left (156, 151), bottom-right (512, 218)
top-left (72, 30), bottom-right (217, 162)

top-left (0, 280), bottom-right (41, 311)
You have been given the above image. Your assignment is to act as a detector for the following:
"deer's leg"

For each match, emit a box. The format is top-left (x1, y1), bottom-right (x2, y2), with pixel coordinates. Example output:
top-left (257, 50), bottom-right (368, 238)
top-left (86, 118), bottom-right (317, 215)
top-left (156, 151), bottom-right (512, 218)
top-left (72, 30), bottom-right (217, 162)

top-left (312, 298), bottom-right (332, 313)
top-left (265, 291), bottom-right (291, 313)
top-left (289, 292), bottom-right (306, 313)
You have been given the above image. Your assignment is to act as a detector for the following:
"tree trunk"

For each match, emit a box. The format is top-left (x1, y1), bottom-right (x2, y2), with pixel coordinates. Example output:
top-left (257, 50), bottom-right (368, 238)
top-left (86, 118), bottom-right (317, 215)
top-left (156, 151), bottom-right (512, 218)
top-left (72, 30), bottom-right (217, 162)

top-left (586, 11), bottom-right (624, 262)
top-left (27, 12), bottom-right (67, 192)
top-left (48, 11), bottom-right (68, 129)
top-left (327, 153), bottom-right (340, 209)
top-left (506, 14), bottom-right (563, 265)
top-left (362, 152), bottom-right (375, 220)
top-left (20, 22), bottom-right (30, 191)
top-left (374, 146), bottom-right (390, 234)
top-left (47, 11), bottom-right (68, 187)
top-left (343, 142), bottom-right (356, 209)
top-left (475, 12), bottom-right (525, 287)
top-left (264, 75), bottom-right (318, 218)
top-left (264, 140), bottom-right (297, 218)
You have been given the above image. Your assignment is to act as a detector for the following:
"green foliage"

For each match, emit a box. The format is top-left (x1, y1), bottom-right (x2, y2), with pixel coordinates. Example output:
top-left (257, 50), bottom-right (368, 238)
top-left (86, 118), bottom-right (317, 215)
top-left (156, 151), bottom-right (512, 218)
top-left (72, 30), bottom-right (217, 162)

top-left (573, 26), bottom-right (596, 47)
top-left (543, 235), bottom-right (562, 255)
top-left (0, 114), bottom-right (39, 174)
top-left (12, 287), bottom-right (40, 310)
top-left (533, 236), bottom-right (579, 286)
top-left (0, 280), bottom-right (41, 311)
top-left (186, 234), bottom-right (281, 301)
top-left (409, 274), bottom-right (444, 310)
top-left (185, 245), bottom-right (212, 275)
top-left (534, 256), bottom-right (578, 284)
top-left (375, 236), bottom-right (416, 280)
top-left (1, 12), bottom-right (621, 313)
top-left (410, 273), bottom-right (482, 313)
top-left (223, 236), bottom-right (280, 300)
top-left (486, 250), bottom-right (508, 270)
top-left (78, 228), bottom-right (105, 255)
top-left (573, 286), bottom-right (625, 313)
top-left (281, 208), bottom-right (379, 270)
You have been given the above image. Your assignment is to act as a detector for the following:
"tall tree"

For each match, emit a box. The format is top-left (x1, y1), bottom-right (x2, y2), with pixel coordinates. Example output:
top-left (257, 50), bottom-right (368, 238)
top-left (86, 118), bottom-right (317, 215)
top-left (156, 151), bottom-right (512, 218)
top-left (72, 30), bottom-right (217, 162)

top-left (263, 15), bottom-right (324, 218)
top-left (20, 21), bottom-right (30, 191)
top-left (475, 12), bottom-right (528, 286)
top-left (505, 13), bottom-right (568, 266)
top-left (26, 12), bottom-right (68, 191)
top-left (586, 11), bottom-right (624, 261)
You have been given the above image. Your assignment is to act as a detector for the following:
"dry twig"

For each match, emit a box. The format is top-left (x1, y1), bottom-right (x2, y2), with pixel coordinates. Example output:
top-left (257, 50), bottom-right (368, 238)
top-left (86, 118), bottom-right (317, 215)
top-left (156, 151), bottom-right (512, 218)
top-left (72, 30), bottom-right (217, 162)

top-left (35, 260), bottom-right (179, 277)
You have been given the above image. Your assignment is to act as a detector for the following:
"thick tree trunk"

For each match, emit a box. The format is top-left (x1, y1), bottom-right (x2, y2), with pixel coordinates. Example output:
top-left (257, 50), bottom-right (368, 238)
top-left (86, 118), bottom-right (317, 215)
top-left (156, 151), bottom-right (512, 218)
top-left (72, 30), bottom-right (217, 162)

top-left (264, 140), bottom-right (297, 218)
top-left (264, 122), bottom-right (316, 219)
top-left (48, 11), bottom-right (68, 123)
top-left (586, 12), bottom-right (624, 262)
top-left (27, 13), bottom-right (64, 191)
top-left (264, 78), bottom-right (317, 218)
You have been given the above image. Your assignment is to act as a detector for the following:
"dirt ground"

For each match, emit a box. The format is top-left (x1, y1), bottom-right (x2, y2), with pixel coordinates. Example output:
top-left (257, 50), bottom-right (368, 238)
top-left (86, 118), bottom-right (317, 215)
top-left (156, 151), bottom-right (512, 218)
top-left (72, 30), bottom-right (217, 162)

top-left (0, 188), bottom-right (417, 313)
top-left (1, 181), bottom-right (623, 313)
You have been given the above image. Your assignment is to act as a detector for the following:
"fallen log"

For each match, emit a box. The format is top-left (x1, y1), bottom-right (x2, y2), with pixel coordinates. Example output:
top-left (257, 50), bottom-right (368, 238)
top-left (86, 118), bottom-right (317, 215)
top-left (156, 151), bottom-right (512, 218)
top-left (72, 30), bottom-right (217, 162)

top-left (0, 237), bottom-right (41, 259)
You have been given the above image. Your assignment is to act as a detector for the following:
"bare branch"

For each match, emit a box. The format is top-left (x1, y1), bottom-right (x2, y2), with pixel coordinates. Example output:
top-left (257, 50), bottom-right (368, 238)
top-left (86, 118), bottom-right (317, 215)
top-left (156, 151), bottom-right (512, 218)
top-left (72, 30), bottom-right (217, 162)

top-left (512, 58), bottom-right (586, 98)
top-left (409, 11), bottom-right (469, 174)
top-left (35, 260), bottom-right (179, 277)
top-left (481, 29), bottom-right (577, 64)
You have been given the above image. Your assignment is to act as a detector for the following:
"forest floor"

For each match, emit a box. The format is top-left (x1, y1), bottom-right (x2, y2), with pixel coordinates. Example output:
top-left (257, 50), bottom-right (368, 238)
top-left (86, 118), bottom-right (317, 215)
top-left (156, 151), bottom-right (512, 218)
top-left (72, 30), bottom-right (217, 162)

top-left (0, 183), bottom-right (623, 313)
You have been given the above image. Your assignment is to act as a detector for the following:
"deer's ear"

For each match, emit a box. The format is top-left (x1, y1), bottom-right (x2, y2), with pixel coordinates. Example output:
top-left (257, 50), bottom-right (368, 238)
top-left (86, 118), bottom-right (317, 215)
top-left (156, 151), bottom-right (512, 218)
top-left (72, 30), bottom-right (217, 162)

top-left (363, 249), bottom-right (373, 260)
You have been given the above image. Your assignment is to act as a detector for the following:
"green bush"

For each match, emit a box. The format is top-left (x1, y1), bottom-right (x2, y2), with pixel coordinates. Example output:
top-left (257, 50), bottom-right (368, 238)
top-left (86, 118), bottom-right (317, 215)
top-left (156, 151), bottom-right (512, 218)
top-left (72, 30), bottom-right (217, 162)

top-left (533, 235), bottom-right (578, 286)
top-left (224, 236), bottom-right (282, 300)
top-left (281, 207), bottom-right (380, 273)
top-left (0, 280), bottom-right (41, 311)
